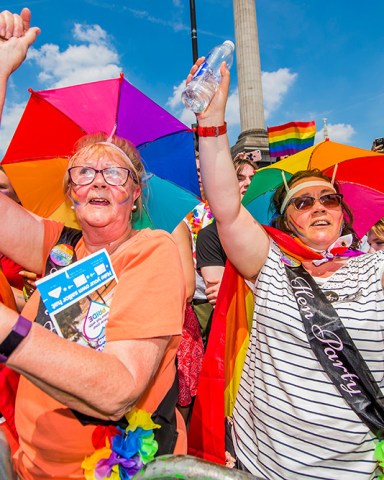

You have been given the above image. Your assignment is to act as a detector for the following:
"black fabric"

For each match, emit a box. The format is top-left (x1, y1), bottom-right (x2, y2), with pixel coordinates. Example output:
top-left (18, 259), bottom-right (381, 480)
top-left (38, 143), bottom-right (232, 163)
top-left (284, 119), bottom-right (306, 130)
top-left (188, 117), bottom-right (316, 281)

top-left (285, 264), bottom-right (384, 439)
top-left (35, 226), bottom-right (82, 333)
top-left (196, 221), bottom-right (227, 270)
top-left (72, 374), bottom-right (179, 455)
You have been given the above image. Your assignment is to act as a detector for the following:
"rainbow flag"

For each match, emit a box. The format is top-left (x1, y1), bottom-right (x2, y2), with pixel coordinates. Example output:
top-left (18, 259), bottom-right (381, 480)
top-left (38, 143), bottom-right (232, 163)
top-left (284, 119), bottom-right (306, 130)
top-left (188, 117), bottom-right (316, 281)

top-left (268, 120), bottom-right (316, 157)
top-left (187, 260), bottom-right (253, 464)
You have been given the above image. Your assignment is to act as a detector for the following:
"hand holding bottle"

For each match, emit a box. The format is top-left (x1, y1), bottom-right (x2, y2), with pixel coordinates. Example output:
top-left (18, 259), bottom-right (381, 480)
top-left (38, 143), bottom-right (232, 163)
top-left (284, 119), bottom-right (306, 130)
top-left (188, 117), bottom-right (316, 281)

top-left (182, 40), bottom-right (234, 114)
top-left (185, 57), bottom-right (230, 127)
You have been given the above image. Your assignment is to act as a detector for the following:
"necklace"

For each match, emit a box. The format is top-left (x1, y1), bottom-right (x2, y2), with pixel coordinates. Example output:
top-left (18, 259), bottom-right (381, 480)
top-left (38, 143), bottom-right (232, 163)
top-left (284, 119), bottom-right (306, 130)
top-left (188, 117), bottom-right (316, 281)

top-left (106, 229), bottom-right (137, 255)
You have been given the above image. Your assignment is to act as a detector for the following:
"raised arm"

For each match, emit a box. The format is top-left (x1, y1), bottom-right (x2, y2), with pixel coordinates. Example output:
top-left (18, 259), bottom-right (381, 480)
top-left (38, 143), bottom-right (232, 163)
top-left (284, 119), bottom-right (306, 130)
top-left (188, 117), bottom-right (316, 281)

top-left (0, 193), bottom-right (45, 274)
top-left (0, 9), bottom-right (43, 271)
top-left (0, 8), bottom-right (40, 122)
top-left (189, 61), bottom-right (270, 280)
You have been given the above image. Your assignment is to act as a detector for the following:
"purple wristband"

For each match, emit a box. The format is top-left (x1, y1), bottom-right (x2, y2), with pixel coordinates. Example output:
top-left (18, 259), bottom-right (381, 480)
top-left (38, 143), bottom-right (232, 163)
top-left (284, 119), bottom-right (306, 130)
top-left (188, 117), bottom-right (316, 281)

top-left (0, 315), bottom-right (32, 363)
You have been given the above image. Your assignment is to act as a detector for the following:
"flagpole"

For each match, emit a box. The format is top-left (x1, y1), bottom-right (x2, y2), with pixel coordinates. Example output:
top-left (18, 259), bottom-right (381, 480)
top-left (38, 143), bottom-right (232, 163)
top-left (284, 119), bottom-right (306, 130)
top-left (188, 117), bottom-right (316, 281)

top-left (323, 118), bottom-right (329, 140)
top-left (189, 0), bottom-right (198, 63)
top-left (189, 0), bottom-right (199, 150)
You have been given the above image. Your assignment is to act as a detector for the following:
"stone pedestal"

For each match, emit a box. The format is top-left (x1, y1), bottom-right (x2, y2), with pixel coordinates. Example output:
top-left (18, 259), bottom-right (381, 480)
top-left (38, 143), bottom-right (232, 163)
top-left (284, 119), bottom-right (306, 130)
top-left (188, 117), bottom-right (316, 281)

top-left (231, 128), bottom-right (273, 167)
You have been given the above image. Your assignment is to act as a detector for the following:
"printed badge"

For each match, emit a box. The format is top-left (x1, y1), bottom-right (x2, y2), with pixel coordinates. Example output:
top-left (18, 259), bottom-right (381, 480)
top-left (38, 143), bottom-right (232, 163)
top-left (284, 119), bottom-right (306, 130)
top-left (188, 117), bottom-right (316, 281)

top-left (50, 244), bottom-right (75, 266)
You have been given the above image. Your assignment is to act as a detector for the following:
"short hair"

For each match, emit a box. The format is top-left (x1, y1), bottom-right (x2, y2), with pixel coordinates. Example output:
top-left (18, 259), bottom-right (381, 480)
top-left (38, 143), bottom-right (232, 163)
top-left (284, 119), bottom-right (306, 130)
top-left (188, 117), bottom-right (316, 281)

top-left (233, 157), bottom-right (255, 175)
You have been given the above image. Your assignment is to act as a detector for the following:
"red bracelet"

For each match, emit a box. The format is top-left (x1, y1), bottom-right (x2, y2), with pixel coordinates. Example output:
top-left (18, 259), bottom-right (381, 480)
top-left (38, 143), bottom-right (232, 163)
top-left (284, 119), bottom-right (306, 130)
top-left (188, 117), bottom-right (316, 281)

top-left (193, 122), bottom-right (227, 137)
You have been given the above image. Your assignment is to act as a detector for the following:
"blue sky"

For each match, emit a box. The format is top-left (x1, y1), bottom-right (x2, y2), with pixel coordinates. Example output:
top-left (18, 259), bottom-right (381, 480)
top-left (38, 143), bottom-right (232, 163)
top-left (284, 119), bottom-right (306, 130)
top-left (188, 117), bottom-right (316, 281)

top-left (1, 0), bottom-right (384, 157)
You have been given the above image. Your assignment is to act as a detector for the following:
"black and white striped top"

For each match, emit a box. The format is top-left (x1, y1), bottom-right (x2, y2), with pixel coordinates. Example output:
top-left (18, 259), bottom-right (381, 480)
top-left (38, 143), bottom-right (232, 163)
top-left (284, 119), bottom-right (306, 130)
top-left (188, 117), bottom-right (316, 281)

top-left (232, 241), bottom-right (384, 480)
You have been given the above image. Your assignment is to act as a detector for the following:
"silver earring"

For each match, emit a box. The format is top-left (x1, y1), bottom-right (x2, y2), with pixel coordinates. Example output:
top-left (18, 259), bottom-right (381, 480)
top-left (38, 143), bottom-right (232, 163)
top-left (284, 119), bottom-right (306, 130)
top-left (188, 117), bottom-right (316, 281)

top-left (70, 205), bottom-right (75, 210)
top-left (132, 204), bottom-right (137, 211)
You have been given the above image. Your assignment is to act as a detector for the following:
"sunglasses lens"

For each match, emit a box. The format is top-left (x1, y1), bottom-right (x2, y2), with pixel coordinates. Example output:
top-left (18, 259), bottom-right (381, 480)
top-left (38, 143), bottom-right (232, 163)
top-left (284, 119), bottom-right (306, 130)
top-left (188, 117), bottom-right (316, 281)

top-left (320, 194), bottom-right (342, 207)
top-left (292, 197), bottom-right (314, 210)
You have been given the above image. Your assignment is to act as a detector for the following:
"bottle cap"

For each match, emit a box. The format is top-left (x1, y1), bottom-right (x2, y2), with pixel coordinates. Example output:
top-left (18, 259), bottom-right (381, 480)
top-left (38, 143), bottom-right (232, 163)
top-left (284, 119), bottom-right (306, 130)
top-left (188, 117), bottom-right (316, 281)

top-left (223, 40), bottom-right (235, 51)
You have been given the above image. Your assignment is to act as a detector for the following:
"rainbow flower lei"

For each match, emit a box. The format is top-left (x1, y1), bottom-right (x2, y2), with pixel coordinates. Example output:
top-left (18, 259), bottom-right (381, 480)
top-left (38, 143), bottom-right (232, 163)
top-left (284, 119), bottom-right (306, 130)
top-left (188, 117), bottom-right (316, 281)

top-left (82, 409), bottom-right (160, 480)
top-left (185, 201), bottom-right (213, 243)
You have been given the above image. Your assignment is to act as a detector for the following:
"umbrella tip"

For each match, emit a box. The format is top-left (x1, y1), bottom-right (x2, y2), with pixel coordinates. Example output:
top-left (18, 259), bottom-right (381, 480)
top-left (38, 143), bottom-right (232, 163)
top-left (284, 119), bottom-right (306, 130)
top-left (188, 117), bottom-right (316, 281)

top-left (120, 72), bottom-right (124, 79)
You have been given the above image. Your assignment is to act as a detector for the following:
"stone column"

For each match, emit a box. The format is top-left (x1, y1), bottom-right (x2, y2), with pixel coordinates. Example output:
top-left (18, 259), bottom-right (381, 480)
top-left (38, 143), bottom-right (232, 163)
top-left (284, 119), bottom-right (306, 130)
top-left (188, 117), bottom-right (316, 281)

top-left (231, 0), bottom-right (270, 166)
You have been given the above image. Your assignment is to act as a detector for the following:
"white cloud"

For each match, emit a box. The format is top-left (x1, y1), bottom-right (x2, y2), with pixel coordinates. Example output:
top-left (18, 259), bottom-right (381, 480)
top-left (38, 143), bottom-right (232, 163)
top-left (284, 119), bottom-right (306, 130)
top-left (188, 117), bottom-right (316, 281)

top-left (315, 123), bottom-right (356, 144)
top-left (73, 23), bottom-right (108, 44)
top-left (166, 67), bottom-right (297, 145)
top-left (27, 22), bottom-right (121, 88)
top-left (262, 68), bottom-right (298, 119)
top-left (0, 22), bottom-right (121, 156)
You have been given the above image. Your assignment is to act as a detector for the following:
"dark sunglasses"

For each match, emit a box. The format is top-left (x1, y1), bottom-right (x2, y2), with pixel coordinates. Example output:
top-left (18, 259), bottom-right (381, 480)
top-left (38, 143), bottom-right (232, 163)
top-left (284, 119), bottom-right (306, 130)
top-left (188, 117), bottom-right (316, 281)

top-left (289, 193), bottom-right (343, 211)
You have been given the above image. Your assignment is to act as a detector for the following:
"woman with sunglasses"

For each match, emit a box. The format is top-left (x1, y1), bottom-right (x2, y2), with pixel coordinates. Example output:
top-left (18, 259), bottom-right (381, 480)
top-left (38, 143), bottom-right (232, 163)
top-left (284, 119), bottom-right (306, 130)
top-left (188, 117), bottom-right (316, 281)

top-left (187, 58), bottom-right (384, 479)
top-left (0, 9), bottom-right (186, 479)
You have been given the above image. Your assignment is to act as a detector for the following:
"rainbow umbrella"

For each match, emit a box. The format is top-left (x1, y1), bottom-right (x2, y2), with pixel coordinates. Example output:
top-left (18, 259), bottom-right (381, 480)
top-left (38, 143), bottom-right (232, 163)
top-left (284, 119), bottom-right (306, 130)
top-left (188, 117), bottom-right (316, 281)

top-left (2, 74), bottom-right (200, 232)
top-left (243, 139), bottom-right (384, 238)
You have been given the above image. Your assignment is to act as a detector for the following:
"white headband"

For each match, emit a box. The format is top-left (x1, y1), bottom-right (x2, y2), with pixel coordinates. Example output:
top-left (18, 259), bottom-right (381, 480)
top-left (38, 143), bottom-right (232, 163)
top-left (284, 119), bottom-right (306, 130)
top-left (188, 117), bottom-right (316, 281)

top-left (280, 180), bottom-right (336, 213)
top-left (94, 141), bottom-right (139, 183)
top-left (95, 142), bottom-right (135, 169)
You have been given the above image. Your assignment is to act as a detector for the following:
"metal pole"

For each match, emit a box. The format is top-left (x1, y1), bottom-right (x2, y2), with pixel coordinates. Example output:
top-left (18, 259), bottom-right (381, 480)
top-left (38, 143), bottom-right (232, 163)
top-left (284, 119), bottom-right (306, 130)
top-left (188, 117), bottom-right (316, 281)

top-left (189, 0), bottom-right (198, 63)
top-left (189, 0), bottom-right (199, 150)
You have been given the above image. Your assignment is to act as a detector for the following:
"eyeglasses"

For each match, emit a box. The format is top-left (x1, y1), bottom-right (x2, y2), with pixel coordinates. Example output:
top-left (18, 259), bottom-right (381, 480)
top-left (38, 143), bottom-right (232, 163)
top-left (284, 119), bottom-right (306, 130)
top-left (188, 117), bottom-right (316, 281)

top-left (289, 193), bottom-right (343, 211)
top-left (68, 166), bottom-right (133, 186)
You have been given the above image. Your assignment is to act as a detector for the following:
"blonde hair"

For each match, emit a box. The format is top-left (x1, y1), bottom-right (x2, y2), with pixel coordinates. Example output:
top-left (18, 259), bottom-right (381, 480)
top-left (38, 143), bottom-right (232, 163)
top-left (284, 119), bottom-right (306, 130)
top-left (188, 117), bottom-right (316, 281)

top-left (64, 132), bottom-right (145, 213)
top-left (370, 218), bottom-right (384, 238)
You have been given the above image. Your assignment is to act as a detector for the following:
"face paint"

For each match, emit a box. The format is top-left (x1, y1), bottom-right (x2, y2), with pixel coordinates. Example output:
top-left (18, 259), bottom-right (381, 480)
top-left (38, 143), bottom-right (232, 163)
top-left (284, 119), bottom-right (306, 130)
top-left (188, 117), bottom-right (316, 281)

top-left (117, 190), bottom-right (130, 205)
top-left (69, 190), bottom-right (80, 206)
top-left (287, 216), bottom-right (306, 238)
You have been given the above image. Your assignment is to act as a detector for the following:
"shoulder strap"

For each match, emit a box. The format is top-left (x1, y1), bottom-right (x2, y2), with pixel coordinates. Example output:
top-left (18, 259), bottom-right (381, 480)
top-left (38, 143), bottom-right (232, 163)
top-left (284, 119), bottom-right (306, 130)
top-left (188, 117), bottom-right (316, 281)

top-left (35, 226), bottom-right (82, 332)
top-left (285, 263), bottom-right (384, 439)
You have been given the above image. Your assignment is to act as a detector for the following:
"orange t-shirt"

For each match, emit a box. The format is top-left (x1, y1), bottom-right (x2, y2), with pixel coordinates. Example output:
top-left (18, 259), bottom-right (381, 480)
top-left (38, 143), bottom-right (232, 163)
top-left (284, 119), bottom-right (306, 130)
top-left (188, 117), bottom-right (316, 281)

top-left (13, 221), bottom-right (186, 479)
top-left (0, 267), bottom-right (17, 310)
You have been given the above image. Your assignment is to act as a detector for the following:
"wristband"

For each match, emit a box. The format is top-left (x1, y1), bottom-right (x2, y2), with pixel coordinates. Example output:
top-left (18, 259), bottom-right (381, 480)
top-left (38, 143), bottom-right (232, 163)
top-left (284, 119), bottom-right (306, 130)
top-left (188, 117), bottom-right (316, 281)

top-left (0, 315), bottom-right (32, 363)
top-left (193, 122), bottom-right (227, 137)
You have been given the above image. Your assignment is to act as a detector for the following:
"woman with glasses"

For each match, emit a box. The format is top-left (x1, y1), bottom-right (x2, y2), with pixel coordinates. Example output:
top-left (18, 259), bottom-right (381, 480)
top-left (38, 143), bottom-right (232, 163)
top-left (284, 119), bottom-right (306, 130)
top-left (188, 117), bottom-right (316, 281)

top-left (0, 9), bottom-right (186, 479)
top-left (187, 57), bottom-right (384, 479)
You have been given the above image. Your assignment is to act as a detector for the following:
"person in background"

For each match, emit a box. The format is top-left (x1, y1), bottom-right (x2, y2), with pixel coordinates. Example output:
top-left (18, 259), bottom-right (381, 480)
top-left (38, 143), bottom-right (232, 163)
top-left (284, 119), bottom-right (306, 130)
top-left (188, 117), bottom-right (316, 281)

top-left (0, 9), bottom-right (186, 478)
top-left (233, 150), bottom-right (260, 169)
top-left (196, 158), bottom-right (255, 308)
top-left (371, 137), bottom-right (384, 154)
top-left (367, 218), bottom-right (384, 252)
top-left (187, 55), bottom-right (384, 479)
top-left (184, 152), bottom-right (215, 348)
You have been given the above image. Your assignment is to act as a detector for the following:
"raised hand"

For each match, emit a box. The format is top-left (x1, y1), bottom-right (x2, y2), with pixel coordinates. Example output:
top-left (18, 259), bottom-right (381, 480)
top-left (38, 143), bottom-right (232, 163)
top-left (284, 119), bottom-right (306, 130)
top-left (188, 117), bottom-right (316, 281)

top-left (185, 57), bottom-right (230, 126)
top-left (0, 8), bottom-right (40, 78)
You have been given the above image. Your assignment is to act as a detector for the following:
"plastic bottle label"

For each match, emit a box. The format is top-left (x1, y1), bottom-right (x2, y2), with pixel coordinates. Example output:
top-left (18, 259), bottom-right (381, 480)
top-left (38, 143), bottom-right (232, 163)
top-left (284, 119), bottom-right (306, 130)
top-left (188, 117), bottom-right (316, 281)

top-left (192, 59), bottom-right (209, 80)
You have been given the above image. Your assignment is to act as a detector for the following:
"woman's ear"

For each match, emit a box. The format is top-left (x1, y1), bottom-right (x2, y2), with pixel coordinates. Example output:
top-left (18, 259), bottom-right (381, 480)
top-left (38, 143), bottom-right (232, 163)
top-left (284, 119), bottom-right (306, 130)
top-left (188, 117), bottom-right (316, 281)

top-left (66, 189), bottom-right (75, 209)
top-left (133, 186), bottom-right (141, 203)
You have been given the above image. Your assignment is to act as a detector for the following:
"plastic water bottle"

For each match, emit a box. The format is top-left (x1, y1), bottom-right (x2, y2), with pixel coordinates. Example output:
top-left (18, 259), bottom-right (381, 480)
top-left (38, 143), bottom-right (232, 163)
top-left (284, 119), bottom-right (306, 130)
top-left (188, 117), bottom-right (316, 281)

top-left (181, 40), bottom-right (235, 113)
